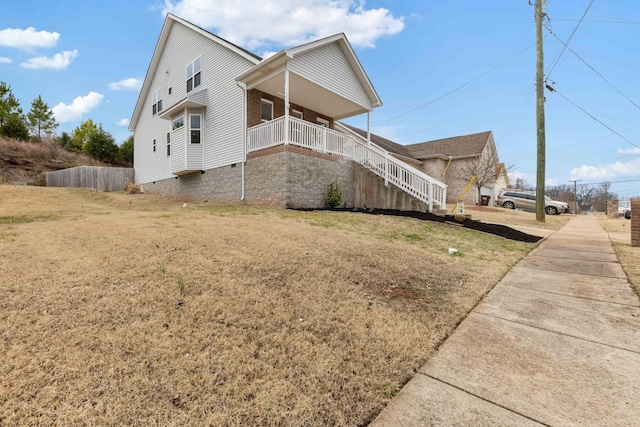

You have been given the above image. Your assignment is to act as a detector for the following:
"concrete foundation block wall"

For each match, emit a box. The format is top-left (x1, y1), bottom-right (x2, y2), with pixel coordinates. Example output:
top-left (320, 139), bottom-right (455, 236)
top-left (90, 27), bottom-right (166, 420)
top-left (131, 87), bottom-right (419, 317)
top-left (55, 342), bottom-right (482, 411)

top-left (246, 145), bottom-right (354, 209)
top-left (142, 145), bottom-right (435, 212)
top-left (631, 198), bottom-right (639, 247)
top-left (354, 166), bottom-right (429, 213)
top-left (142, 164), bottom-right (242, 201)
top-left (607, 200), bottom-right (618, 218)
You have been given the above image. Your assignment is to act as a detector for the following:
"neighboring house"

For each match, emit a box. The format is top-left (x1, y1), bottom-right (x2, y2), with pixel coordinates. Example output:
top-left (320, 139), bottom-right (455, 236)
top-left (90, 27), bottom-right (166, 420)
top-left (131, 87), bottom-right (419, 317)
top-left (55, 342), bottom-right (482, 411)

top-left (129, 14), bottom-right (448, 212)
top-left (404, 131), bottom-right (504, 205)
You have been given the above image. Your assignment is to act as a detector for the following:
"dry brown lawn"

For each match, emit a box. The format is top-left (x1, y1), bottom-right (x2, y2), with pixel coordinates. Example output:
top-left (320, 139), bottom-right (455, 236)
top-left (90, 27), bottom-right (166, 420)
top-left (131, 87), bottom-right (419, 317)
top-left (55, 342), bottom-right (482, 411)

top-left (599, 216), bottom-right (640, 296)
top-left (0, 186), bottom-right (534, 426)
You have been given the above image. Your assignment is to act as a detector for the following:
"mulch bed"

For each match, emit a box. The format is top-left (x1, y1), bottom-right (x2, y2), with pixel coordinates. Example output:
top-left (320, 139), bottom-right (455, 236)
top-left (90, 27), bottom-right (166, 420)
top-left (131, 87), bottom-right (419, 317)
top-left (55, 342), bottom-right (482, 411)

top-left (298, 208), bottom-right (543, 243)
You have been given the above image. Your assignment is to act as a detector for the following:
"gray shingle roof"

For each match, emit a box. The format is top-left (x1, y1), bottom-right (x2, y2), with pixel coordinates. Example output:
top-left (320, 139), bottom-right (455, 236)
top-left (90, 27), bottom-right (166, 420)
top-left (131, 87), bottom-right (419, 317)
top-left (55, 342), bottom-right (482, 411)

top-left (405, 131), bottom-right (492, 159)
top-left (338, 123), bottom-right (415, 158)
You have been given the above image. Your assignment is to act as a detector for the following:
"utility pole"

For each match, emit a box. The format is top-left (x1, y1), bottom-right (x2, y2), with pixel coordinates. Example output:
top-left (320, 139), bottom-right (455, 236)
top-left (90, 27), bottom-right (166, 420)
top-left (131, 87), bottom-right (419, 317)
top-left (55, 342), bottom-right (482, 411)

top-left (534, 0), bottom-right (547, 223)
top-left (570, 179), bottom-right (581, 214)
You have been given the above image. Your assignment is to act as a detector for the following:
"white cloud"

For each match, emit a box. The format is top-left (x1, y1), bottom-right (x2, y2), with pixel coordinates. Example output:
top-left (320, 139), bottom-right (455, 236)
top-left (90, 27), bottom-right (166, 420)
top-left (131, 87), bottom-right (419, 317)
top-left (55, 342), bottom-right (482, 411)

top-left (109, 78), bottom-right (142, 91)
top-left (116, 118), bottom-right (130, 126)
top-left (20, 49), bottom-right (78, 70)
top-left (571, 159), bottom-right (640, 181)
top-left (162, 0), bottom-right (404, 49)
top-left (52, 92), bottom-right (104, 123)
top-left (617, 147), bottom-right (640, 155)
top-left (0, 57), bottom-right (12, 64)
top-left (0, 27), bottom-right (59, 49)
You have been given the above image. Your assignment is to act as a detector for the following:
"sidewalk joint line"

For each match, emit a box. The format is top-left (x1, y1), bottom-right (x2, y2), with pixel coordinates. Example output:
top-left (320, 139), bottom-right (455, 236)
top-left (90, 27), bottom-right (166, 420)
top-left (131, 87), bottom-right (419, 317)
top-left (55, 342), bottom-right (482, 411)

top-left (418, 372), bottom-right (552, 427)
top-left (513, 264), bottom-right (627, 280)
top-left (529, 254), bottom-right (619, 264)
top-left (474, 311), bottom-right (640, 355)
top-left (500, 284), bottom-right (640, 308)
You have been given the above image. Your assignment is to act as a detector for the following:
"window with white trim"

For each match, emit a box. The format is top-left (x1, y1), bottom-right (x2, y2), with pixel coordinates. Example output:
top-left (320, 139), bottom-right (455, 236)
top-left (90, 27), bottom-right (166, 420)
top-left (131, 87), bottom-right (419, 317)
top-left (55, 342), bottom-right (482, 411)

top-left (316, 117), bottom-right (329, 128)
top-left (291, 109), bottom-right (303, 119)
top-left (166, 132), bottom-right (171, 156)
top-left (190, 114), bottom-right (201, 144)
top-left (153, 139), bottom-right (156, 152)
top-left (168, 80), bottom-right (172, 95)
top-left (152, 88), bottom-right (162, 115)
top-left (261, 99), bottom-right (273, 123)
top-left (172, 116), bottom-right (184, 131)
top-left (186, 57), bottom-right (201, 93)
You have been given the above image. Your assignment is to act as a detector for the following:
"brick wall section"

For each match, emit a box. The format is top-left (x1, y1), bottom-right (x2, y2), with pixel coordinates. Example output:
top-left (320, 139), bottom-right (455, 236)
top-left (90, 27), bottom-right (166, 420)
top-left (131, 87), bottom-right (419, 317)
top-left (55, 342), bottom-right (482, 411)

top-left (607, 200), bottom-right (618, 218)
top-left (631, 198), bottom-right (639, 247)
top-left (354, 166), bottom-right (429, 212)
top-left (247, 89), bottom-right (333, 128)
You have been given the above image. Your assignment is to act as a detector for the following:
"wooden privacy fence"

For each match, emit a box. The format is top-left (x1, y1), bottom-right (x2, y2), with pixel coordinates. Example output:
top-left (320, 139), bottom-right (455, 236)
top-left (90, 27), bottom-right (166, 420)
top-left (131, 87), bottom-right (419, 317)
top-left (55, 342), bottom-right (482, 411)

top-left (46, 166), bottom-right (135, 192)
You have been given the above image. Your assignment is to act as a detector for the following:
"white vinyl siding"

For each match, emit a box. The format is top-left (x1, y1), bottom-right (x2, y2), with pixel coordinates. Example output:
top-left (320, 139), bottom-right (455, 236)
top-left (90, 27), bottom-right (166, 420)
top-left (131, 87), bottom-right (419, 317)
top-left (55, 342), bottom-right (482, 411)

top-left (133, 21), bottom-right (256, 184)
top-left (288, 42), bottom-right (371, 110)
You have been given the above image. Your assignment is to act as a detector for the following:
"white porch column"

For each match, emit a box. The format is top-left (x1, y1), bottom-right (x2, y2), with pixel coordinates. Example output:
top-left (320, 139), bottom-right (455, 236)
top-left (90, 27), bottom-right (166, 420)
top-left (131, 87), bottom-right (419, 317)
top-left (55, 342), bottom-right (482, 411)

top-left (366, 111), bottom-right (371, 146)
top-left (284, 66), bottom-right (290, 145)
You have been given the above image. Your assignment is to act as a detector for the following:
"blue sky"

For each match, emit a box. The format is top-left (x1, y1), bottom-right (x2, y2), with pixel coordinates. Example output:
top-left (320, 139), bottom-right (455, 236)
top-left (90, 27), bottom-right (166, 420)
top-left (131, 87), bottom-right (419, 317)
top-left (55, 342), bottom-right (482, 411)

top-left (2, 1), bottom-right (639, 198)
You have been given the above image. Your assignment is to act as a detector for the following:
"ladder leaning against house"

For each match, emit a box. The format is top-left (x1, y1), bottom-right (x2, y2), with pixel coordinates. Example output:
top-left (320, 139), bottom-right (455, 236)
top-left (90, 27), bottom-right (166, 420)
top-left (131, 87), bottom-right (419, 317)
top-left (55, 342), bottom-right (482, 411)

top-left (247, 116), bottom-right (447, 212)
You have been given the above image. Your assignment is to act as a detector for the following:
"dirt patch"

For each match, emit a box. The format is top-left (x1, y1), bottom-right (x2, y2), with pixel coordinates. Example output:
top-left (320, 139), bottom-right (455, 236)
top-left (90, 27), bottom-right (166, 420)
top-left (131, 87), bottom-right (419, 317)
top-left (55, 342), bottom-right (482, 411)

top-left (0, 186), bottom-right (534, 426)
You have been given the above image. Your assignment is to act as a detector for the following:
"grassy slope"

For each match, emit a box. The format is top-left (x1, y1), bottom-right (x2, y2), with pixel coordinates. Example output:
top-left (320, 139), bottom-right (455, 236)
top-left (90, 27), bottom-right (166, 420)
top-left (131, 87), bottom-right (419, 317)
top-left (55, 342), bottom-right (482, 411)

top-left (0, 186), bottom-right (535, 426)
top-left (0, 136), bottom-right (115, 185)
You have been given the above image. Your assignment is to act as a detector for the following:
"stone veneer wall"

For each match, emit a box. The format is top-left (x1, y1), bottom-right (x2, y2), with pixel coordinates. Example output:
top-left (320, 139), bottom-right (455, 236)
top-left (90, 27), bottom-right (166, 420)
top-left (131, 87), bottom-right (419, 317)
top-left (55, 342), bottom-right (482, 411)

top-left (141, 145), bottom-right (435, 212)
top-left (245, 145), bottom-right (354, 208)
top-left (631, 198), bottom-right (639, 247)
top-left (141, 163), bottom-right (242, 202)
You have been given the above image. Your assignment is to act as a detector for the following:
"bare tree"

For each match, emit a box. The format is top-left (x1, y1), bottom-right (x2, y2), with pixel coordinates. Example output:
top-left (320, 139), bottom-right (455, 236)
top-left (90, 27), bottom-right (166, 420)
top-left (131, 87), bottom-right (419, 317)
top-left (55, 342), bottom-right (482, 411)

top-left (452, 150), bottom-right (511, 203)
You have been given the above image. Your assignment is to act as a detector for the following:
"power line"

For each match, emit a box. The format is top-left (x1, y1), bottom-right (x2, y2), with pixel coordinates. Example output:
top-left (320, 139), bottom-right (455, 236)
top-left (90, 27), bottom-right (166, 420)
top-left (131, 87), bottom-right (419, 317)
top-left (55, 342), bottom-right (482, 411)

top-left (546, 0), bottom-right (595, 79)
top-left (545, 26), bottom-right (640, 113)
top-left (375, 42), bottom-right (536, 125)
top-left (553, 19), bottom-right (640, 25)
top-left (549, 85), bottom-right (640, 150)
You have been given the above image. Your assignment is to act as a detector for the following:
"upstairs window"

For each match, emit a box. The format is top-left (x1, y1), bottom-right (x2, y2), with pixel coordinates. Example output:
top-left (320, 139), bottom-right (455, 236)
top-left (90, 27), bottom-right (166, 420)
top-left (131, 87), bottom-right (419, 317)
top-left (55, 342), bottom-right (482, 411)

top-left (151, 88), bottom-right (162, 115)
top-left (172, 116), bottom-right (184, 131)
top-left (186, 57), bottom-right (201, 93)
top-left (153, 139), bottom-right (156, 152)
top-left (190, 114), bottom-right (201, 144)
top-left (261, 99), bottom-right (273, 123)
top-left (167, 80), bottom-right (172, 95)
top-left (291, 110), bottom-right (303, 119)
top-left (166, 132), bottom-right (171, 156)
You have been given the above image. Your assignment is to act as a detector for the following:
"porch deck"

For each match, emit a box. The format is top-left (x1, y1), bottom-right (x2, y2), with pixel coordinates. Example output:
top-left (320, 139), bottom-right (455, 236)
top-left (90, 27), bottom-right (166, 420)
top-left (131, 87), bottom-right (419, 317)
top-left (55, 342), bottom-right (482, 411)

top-left (247, 117), bottom-right (447, 211)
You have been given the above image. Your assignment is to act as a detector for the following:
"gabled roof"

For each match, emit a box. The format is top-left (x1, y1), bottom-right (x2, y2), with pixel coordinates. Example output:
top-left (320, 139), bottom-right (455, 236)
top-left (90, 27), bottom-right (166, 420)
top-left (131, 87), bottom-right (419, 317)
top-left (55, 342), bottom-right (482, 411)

top-left (129, 14), bottom-right (261, 131)
top-left (336, 122), bottom-right (414, 159)
top-left (237, 32), bottom-right (382, 111)
top-left (405, 131), bottom-right (493, 159)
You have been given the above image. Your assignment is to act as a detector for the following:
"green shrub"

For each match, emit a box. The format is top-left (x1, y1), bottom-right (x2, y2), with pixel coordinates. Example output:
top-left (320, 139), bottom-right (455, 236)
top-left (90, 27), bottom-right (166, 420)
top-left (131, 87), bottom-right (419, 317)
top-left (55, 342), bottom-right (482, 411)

top-left (324, 180), bottom-right (342, 209)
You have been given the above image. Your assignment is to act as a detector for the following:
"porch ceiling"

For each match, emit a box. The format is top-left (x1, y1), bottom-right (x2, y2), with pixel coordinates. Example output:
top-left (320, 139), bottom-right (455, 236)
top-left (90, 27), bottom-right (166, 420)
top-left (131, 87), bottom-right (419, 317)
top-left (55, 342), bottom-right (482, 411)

top-left (251, 71), bottom-right (369, 120)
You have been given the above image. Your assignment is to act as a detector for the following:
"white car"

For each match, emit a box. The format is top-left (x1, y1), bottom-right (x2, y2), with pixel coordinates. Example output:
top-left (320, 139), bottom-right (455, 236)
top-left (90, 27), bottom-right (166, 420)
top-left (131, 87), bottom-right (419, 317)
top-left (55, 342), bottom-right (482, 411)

top-left (619, 201), bottom-right (630, 216)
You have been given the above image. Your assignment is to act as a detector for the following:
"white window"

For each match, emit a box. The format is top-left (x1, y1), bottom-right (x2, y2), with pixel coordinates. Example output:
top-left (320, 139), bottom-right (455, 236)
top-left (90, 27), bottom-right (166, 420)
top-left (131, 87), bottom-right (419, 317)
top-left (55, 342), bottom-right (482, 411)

top-left (190, 114), bottom-right (201, 144)
top-left (168, 80), bottom-right (172, 95)
top-left (172, 116), bottom-right (184, 131)
top-left (152, 88), bottom-right (162, 115)
top-left (316, 117), bottom-right (329, 127)
top-left (152, 139), bottom-right (156, 152)
top-left (261, 99), bottom-right (273, 123)
top-left (186, 57), bottom-right (202, 93)
top-left (291, 109), bottom-right (303, 119)
top-left (166, 132), bottom-right (171, 156)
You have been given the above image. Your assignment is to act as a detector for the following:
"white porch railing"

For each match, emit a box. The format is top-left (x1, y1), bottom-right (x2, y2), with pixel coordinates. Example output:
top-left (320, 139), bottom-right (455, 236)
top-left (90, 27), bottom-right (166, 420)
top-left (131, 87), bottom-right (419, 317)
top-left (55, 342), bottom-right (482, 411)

top-left (247, 116), bottom-right (447, 211)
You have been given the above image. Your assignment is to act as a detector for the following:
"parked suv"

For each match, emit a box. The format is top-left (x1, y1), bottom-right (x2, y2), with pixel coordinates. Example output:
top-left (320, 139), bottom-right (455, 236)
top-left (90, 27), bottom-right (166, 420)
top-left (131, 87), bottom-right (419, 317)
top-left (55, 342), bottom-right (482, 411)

top-left (496, 190), bottom-right (570, 215)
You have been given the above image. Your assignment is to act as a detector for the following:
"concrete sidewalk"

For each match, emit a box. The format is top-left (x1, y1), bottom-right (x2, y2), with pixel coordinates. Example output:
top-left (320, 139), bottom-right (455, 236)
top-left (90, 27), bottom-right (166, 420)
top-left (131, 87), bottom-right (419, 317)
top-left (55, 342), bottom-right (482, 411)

top-left (371, 215), bottom-right (640, 426)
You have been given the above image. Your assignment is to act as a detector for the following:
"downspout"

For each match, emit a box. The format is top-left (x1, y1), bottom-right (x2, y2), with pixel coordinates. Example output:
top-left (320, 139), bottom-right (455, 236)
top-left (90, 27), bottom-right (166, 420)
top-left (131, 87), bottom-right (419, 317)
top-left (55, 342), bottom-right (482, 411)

top-left (237, 81), bottom-right (247, 201)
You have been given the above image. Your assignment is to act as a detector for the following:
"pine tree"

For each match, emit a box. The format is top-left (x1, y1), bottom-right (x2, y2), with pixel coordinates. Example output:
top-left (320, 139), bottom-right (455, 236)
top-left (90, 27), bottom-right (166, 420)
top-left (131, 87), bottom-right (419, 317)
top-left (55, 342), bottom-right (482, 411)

top-left (0, 82), bottom-right (21, 127)
top-left (85, 125), bottom-right (120, 163)
top-left (71, 118), bottom-right (98, 152)
top-left (27, 95), bottom-right (58, 141)
top-left (0, 114), bottom-right (29, 141)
